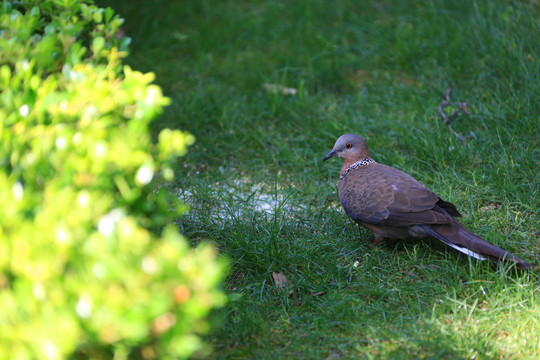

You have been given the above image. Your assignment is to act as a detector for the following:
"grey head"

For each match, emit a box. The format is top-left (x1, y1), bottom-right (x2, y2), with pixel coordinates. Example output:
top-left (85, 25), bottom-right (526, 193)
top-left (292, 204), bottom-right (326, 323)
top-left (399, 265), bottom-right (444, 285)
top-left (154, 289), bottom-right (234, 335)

top-left (323, 134), bottom-right (371, 163)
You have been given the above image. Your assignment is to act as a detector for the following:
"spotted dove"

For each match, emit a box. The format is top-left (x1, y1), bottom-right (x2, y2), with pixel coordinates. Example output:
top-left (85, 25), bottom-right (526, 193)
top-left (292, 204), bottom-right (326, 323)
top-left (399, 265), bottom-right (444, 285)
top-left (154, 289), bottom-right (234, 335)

top-left (324, 134), bottom-right (534, 270)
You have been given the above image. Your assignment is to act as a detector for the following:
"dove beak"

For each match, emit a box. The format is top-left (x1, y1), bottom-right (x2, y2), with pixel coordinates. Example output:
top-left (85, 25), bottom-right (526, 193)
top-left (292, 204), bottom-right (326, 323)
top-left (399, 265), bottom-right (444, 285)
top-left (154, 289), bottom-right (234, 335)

top-left (323, 149), bottom-right (337, 162)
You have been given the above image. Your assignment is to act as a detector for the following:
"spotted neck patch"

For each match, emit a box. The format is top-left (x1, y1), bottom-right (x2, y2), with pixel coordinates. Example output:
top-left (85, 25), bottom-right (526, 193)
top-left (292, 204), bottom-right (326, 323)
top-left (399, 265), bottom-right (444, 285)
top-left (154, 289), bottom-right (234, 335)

top-left (340, 158), bottom-right (375, 180)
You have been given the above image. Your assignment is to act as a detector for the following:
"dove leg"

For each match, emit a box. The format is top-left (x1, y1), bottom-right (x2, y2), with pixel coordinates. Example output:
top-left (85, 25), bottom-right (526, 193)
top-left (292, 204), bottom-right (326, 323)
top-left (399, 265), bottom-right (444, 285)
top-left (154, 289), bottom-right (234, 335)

top-left (357, 224), bottom-right (363, 241)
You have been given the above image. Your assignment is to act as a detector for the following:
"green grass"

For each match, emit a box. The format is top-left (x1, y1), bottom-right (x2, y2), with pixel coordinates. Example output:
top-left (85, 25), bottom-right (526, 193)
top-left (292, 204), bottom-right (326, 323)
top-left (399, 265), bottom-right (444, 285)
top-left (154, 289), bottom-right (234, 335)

top-left (99, 0), bottom-right (539, 358)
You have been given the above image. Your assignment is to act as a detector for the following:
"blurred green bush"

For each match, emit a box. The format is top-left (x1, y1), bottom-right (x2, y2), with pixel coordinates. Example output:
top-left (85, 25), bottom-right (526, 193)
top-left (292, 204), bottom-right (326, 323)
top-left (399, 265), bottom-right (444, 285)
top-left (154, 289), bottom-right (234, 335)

top-left (0, 1), bottom-right (227, 359)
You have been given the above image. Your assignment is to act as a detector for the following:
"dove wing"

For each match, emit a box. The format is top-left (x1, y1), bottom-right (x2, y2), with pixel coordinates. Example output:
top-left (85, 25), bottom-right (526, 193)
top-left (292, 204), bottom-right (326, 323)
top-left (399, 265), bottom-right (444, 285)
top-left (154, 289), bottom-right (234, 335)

top-left (338, 163), bottom-right (459, 226)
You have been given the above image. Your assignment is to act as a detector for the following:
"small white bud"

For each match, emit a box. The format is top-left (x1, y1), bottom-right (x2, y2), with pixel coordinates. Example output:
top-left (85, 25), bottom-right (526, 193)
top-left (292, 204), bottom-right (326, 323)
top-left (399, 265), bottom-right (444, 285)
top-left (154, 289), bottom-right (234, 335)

top-left (56, 136), bottom-right (67, 150)
top-left (76, 295), bottom-right (92, 318)
top-left (13, 181), bottom-right (23, 201)
top-left (135, 164), bottom-right (154, 186)
top-left (19, 104), bottom-right (29, 117)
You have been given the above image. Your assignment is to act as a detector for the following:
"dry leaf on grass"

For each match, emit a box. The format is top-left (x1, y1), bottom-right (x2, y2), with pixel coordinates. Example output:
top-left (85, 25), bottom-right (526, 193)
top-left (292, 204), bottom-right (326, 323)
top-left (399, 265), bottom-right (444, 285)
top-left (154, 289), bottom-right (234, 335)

top-left (272, 271), bottom-right (289, 290)
top-left (263, 83), bottom-right (298, 96)
top-left (480, 203), bottom-right (500, 212)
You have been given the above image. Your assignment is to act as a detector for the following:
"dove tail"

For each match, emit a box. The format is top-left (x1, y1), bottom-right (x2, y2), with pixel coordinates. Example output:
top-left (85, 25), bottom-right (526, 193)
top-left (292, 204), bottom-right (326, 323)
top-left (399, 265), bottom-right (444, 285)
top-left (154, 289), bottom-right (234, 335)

top-left (421, 224), bottom-right (534, 270)
top-left (422, 226), bottom-right (488, 260)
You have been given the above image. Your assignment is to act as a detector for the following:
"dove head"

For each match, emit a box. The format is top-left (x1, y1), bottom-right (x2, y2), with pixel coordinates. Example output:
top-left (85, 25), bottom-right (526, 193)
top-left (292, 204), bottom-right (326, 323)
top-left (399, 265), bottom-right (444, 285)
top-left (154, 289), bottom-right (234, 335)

top-left (323, 134), bottom-right (371, 164)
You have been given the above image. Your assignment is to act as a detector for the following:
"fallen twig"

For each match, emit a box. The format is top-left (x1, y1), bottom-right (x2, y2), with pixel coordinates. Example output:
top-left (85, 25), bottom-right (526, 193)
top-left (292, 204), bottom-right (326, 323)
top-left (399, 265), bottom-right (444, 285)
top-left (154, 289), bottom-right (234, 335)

top-left (438, 87), bottom-right (472, 144)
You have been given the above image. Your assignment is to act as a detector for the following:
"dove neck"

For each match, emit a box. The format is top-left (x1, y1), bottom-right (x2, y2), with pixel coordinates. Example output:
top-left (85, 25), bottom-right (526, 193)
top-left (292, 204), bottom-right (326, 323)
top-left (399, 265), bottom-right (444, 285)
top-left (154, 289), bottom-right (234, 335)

top-left (340, 158), bottom-right (375, 180)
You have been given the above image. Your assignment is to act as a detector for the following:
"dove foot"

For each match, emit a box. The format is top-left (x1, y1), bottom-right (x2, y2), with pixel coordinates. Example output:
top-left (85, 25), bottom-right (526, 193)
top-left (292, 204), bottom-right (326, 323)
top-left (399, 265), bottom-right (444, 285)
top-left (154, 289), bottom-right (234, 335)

top-left (371, 236), bottom-right (384, 246)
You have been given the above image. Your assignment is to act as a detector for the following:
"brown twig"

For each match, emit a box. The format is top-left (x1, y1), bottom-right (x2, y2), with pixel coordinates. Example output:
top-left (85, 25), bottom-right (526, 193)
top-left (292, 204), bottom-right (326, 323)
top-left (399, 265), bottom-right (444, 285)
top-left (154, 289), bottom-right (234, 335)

top-left (438, 87), bottom-right (472, 144)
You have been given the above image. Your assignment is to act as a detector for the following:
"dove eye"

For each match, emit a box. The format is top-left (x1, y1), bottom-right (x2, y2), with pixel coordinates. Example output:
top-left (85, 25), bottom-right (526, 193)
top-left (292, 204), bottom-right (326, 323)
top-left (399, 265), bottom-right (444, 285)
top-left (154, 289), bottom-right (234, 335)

top-left (345, 142), bottom-right (352, 149)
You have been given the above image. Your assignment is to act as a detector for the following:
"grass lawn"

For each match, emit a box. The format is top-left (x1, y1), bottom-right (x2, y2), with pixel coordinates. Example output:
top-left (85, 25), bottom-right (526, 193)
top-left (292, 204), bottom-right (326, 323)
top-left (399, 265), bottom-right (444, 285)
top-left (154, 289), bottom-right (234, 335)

top-left (99, 0), bottom-right (538, 358)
